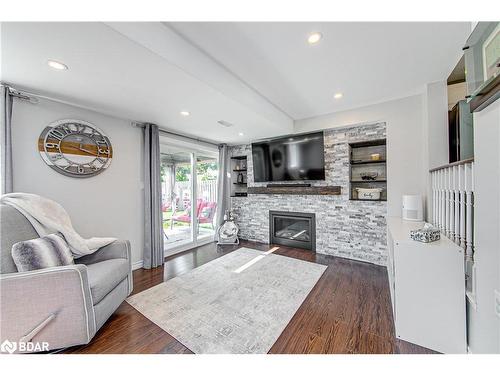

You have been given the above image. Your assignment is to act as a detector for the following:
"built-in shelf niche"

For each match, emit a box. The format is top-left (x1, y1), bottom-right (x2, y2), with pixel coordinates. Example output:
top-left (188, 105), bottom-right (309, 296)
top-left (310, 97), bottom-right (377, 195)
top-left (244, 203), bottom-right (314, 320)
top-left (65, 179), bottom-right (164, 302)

top-left (230, 156), bottom-right (248, 197)
top-left (349, 139), bottom-right (387, 201)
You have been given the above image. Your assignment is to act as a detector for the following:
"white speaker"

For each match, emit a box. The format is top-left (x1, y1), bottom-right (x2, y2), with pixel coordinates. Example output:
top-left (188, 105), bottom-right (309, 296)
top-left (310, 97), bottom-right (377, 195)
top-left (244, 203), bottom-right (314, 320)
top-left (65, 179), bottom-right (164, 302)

top-left (402, 195), bottom-right (423, 221)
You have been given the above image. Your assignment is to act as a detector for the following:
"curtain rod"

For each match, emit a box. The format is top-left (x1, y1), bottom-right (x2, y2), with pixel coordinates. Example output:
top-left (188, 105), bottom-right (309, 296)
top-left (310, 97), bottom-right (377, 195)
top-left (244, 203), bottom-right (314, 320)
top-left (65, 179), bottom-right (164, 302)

top-left (2, 84), bottom-right (40, 104)
top-left (2, 83), bottom-right (222, 148)
top-left (1, 82), bottom-right (137, 123)
top-left (0, 82), bottom-right (117, 115)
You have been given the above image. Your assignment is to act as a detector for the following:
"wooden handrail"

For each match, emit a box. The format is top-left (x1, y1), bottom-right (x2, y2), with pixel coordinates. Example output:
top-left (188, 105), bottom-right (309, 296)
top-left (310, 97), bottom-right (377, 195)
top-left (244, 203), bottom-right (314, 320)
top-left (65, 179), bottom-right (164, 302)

top-left (429, 158), bottom-right (474, 173)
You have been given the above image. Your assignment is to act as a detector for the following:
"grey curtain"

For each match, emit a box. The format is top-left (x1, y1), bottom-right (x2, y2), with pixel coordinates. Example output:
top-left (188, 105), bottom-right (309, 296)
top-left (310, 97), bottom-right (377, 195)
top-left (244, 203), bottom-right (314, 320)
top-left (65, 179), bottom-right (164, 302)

top-left (215, 144), bottom-right (230, 239)
top-left (143, 123), bottom-right (164, 269)
top-left (1, 86), bottom-right (13, 194)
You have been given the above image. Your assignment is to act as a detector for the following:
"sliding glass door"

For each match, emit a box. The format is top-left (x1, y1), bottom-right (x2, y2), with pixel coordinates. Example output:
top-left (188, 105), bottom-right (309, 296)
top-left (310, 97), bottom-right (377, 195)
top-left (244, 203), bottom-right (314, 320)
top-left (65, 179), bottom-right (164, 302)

top-left (195, 153), bottom-right (219, 242)
top-left (160, 139), bottom-right (218, 255)
top-left (160, 145), bottom-right (194, 250)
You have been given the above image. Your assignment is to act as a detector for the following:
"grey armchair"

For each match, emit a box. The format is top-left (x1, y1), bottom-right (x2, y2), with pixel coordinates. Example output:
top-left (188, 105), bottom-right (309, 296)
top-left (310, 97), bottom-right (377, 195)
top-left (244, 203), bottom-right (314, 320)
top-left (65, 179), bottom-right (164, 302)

top-left (0, 204), bottom-right (133, 353)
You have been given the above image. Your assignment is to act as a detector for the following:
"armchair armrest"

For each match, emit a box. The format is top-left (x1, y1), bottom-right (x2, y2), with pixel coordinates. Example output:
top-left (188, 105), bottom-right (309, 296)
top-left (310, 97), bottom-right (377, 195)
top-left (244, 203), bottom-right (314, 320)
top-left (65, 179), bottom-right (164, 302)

top-left (76, 239), bottom-right (131, 265)
top-left (0, 265), bottom-right (96, 352)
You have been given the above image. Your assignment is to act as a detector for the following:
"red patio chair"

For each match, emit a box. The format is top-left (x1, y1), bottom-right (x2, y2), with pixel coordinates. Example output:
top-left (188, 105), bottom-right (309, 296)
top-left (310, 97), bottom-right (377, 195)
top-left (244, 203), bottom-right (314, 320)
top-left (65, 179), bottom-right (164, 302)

top-left (162, 201), bottom-right (171, 212)
top-left (170, 198), bottom-right (205, 229)
top-left (198, 202), bottom-right (217, 229)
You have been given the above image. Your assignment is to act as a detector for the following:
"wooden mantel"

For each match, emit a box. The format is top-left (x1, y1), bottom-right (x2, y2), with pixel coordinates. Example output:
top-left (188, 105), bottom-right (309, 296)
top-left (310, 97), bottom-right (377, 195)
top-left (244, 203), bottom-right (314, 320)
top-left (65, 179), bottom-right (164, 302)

top-left (247, 185), bottom-right (341, 195)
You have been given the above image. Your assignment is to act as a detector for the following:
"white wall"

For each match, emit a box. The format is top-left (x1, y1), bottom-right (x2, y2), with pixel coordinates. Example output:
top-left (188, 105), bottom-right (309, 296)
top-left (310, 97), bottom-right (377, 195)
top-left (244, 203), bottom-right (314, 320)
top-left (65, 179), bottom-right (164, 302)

top-left (11, 98), bottom-right (144, 264)
top-left (468, 99), bottom-right (500, 353)
top-left (424, 82), bottom-right (449, 170)
top-left (422, 81), bottom-right (450, 220)
top-left (295, 95), bottom-right (425, 217)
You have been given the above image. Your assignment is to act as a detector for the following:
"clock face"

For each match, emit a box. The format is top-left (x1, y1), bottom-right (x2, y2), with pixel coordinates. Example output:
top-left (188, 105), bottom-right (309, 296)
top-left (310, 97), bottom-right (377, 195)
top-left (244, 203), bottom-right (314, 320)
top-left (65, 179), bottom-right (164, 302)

top-left (38, 119), bottom-right (113, 178)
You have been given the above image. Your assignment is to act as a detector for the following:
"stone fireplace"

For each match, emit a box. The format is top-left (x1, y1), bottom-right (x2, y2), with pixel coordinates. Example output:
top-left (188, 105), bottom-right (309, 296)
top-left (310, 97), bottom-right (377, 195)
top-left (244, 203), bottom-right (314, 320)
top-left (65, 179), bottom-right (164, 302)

top-left (228, 122), bottom-right (388, 266)
top-left (269, 211), bottom-right (316, 251)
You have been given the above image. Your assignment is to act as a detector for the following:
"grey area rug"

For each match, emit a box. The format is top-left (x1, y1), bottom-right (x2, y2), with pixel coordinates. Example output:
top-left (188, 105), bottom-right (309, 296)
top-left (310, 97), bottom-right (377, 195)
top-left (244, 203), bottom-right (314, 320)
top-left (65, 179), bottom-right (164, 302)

top-left (126, 247), bottom-right (327, 354)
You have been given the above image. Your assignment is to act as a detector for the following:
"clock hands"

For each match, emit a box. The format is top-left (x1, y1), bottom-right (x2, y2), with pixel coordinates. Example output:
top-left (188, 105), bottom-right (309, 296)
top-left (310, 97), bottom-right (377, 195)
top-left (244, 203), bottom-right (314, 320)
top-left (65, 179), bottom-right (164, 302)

top-left (61, 143), bottom-right (107, 167)
top-left (63, 143), bottom-right (99, 157)
top-left (78, 143), bottom-right (98, 156)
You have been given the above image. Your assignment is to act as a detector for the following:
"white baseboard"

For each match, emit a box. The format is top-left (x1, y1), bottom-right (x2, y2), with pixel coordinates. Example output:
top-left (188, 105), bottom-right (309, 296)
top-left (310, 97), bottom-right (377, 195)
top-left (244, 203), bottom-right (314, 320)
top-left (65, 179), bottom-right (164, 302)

top-left (132, 260), bottom-right (144, 270)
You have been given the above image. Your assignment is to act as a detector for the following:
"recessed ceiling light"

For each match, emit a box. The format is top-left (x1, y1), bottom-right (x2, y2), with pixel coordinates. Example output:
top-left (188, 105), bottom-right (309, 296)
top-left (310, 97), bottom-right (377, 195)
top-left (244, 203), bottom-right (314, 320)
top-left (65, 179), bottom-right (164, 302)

top-left (47, 60), bottom-right (68, 70)
top-left (238, 132), bottom-right (244, 136)
top-left (334, 93), bottom-right (343, 99)
top-left (180, 111), bottom-right (190, 116)
top-left (217, 120), bottom-right (234, 127)
top-left (307, 32), bottom-right (323, 45)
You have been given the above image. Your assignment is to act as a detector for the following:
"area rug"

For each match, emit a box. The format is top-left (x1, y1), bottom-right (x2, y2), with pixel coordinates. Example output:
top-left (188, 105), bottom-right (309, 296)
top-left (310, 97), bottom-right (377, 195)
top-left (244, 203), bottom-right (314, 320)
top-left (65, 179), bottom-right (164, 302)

top-left (126, 247), bottom-right (326, 354)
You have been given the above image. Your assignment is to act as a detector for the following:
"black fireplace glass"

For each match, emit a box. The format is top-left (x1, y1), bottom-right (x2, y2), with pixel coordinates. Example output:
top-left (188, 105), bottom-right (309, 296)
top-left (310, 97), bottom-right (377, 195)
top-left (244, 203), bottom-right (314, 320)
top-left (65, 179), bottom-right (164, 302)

top-left (273, 216), bottom-right (311, 243)
top-left (269, 210), bottom-right (316, 251)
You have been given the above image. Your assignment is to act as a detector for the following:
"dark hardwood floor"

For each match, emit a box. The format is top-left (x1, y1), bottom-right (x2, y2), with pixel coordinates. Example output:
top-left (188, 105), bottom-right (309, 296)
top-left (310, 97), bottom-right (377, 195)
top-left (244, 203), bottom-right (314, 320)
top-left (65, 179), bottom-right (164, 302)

top-left (63, 240), bottom-right (436, 354)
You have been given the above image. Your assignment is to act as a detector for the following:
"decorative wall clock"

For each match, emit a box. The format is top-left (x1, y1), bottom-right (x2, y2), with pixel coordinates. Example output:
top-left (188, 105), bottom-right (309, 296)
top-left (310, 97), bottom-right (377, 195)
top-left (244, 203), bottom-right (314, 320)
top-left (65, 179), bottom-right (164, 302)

top-left (38, 119), bottom-right (113, 178)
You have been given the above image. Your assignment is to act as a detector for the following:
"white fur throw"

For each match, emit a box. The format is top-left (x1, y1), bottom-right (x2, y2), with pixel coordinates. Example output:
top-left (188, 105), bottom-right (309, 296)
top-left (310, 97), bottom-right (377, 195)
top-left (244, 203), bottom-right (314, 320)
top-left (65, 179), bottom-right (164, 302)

top-left (1, 193), bottom-right (116, 257)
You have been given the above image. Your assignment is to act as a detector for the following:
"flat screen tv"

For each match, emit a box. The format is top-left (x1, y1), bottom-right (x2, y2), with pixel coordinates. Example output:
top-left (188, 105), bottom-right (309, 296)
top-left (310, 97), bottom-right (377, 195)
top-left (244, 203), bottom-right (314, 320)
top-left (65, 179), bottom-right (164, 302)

top-left (252, 131), bottom-right (325, 182)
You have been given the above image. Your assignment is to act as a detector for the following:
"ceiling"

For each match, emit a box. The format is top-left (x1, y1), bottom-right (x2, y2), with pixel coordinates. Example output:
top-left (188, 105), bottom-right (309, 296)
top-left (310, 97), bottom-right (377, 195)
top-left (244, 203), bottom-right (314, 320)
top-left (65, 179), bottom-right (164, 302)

top-left (1, 22), bottom-right (470, 144)
top-left (170, 22), bottom-right (471, 120)
top-left (1, 22), bottom-right (292, 144)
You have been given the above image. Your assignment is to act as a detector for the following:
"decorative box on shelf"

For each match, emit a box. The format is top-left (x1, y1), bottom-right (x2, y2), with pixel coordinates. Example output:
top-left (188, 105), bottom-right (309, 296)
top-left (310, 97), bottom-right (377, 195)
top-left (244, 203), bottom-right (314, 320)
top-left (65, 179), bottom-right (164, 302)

top-left (410, 224), bottom-right (441, 243)
top-left (355, 187), bottom-right (383, 200)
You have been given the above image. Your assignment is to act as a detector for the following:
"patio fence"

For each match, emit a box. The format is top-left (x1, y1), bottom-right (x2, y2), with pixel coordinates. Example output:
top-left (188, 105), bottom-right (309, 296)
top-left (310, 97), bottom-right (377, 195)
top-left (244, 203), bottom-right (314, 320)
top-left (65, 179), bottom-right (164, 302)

top-left (175, 179), bottom-right (218, 203)
top-left (198, 180), bottom-right (218, 202)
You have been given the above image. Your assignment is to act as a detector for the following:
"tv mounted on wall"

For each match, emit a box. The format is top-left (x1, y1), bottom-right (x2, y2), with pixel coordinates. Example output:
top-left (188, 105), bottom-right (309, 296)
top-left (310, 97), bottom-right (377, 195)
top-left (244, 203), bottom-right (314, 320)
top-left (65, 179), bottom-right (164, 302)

top-left (252, 131), bottom-right (325, 182)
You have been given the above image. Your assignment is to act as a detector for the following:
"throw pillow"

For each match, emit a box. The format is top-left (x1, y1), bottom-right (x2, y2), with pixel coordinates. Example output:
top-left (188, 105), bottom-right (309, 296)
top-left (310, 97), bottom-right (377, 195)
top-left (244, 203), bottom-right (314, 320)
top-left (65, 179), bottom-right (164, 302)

top-left (11, 233), bottom-right (74, 272)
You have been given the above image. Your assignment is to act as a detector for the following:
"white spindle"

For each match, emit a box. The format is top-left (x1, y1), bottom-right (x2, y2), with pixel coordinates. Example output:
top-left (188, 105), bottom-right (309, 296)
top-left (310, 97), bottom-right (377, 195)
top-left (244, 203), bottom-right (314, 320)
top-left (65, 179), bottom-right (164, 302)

top-left (449, 168), bottom-right (454, 239)
top-left (453, 166), bottom-right (460, 245)
top-left (438, 170), bottom-right (442, 231)
top-left (433, 171), bottom-right (437, 226)
top-left (442, 169), bottom-right (448, 234)
top-left (436, 170), bottom-right (441, 229)
top-left (445, 168), bottom-right (450, 235)
top-left (459, 164), bottom-right (466, 250)
top-left (465, 162), bottom-right (474, 260)
top-left (439, 170), bottom-right (446, 233)
top-left (450, 169), bottom-right (454, 239)
top-left (449, 167), bottom-right (454, 240)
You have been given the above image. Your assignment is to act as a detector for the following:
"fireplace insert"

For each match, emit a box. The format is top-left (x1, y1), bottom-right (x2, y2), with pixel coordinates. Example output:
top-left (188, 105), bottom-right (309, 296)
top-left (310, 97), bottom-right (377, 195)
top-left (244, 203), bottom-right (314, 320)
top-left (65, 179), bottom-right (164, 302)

top-left (269, 211), bottom-right (316, 251)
